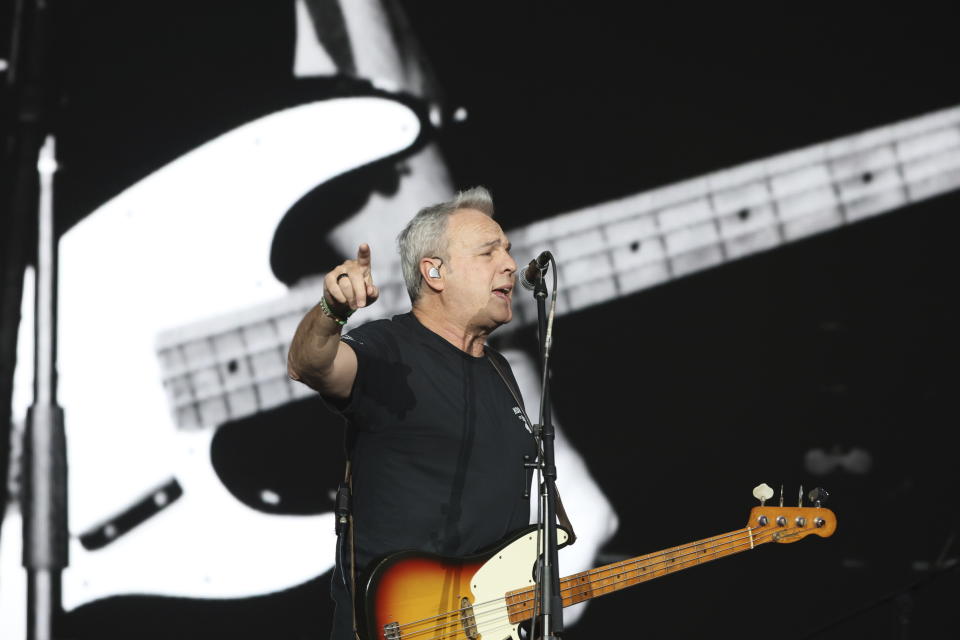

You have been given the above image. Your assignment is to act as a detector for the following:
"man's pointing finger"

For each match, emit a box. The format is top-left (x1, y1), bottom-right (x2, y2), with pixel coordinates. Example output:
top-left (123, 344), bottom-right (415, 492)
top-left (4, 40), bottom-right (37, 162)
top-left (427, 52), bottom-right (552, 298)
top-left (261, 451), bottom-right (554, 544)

top-left (357, 243), bottom-right (372, 268)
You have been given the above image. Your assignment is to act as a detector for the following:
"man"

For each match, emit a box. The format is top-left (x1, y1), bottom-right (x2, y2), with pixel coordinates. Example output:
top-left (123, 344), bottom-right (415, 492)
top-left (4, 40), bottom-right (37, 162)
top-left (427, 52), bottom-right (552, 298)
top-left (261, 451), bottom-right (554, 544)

top-left (287, 187), bottom-right (537, 639)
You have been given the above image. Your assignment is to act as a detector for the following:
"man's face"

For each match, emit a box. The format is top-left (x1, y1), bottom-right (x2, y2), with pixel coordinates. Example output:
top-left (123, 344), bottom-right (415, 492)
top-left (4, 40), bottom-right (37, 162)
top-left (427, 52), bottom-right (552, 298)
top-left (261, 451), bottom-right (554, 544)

top-left (441, 208), bottom-right (517, 329)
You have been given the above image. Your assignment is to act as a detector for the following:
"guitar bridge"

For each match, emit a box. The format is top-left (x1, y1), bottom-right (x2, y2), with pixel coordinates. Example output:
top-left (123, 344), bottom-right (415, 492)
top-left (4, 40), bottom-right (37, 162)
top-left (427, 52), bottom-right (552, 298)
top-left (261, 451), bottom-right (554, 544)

top-left (383, 621), bottom-right (401, 640)
top-left (459, 596), bottom-right (479, 639)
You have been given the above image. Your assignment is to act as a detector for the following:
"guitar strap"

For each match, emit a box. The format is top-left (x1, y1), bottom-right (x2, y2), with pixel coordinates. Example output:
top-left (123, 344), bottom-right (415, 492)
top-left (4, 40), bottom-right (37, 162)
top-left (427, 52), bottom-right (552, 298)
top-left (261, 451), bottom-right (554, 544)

top-left (485, 350), bottom-right (578, 545)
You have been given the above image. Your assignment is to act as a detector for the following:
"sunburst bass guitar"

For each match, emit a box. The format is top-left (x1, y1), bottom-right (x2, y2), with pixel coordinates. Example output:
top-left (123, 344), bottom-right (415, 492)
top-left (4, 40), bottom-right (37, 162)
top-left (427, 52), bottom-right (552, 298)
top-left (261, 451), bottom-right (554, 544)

top-left (360, 487), bottom-right (837, 640)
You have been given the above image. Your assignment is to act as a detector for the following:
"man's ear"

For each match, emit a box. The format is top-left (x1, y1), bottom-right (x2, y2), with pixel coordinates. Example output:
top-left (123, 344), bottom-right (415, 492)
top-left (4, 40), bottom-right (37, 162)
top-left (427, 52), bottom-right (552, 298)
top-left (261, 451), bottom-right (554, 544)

top-left (420, 257), bottom-right (444, 292)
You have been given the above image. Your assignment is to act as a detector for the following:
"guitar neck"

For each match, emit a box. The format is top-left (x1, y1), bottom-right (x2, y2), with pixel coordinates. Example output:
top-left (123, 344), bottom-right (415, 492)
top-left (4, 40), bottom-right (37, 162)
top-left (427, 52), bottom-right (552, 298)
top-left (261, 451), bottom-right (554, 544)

top-left (155, 105), bottom-right (960, 430)
top-left (504, 525), bottom-right (772, 623)
top-left (505, 104), bottom-right (960, 324)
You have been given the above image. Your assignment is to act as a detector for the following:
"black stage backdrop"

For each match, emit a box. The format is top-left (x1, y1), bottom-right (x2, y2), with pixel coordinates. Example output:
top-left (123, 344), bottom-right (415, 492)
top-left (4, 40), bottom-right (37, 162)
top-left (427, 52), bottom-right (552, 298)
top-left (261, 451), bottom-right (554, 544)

top-left (1, 2), bottom-right (959, 638)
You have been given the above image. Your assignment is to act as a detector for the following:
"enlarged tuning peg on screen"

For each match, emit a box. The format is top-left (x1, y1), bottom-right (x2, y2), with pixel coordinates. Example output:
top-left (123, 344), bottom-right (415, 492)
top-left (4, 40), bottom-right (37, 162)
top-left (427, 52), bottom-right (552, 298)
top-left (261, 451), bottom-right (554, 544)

top-left (808, 487), bottom-right (829, 507)
top-left (752, 483), bottom-right (774, 505)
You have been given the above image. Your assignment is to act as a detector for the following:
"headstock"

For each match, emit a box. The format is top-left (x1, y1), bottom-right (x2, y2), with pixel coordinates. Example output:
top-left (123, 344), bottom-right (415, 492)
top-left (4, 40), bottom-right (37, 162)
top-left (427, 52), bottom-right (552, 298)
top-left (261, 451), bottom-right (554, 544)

top-left (746, 483), bottom-right (838, 544)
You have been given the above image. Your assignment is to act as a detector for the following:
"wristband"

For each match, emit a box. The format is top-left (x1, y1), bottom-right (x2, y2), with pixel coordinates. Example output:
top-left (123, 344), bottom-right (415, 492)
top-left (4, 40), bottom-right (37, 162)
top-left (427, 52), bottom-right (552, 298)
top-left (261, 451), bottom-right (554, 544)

top-left (319, 295), bottom-right (354, 326)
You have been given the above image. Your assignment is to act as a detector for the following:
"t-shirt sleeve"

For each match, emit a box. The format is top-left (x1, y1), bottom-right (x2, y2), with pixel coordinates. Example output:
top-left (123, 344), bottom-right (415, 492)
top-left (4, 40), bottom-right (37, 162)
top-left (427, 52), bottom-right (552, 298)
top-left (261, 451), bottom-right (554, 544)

top-left (322, 320), bottom-right (390, 420)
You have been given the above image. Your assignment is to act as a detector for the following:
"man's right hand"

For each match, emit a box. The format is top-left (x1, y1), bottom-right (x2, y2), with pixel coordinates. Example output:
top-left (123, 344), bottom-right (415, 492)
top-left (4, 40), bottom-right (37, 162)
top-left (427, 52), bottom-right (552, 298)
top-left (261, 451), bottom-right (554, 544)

top-left (324, 243), bottom-right (380, 316)
top-left (288, 244), bottom-right (373, 396)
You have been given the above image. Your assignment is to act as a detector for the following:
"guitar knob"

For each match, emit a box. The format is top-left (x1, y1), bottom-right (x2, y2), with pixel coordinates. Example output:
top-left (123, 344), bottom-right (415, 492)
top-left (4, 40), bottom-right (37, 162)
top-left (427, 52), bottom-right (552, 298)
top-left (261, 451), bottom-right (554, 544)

top-left (808, 487), bottom-right (829, 507)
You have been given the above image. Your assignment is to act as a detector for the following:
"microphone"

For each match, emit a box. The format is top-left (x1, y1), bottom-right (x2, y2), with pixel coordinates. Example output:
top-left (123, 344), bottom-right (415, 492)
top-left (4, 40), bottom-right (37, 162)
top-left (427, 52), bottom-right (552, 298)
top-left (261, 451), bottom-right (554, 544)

top-left (519, 251), bottom-right (552, 290)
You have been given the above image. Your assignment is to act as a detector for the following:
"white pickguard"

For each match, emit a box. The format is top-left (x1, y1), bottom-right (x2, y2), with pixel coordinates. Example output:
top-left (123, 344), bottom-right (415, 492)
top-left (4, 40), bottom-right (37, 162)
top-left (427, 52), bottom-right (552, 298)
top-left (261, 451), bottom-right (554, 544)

top-left (470, 529), bottom-right (570, 640)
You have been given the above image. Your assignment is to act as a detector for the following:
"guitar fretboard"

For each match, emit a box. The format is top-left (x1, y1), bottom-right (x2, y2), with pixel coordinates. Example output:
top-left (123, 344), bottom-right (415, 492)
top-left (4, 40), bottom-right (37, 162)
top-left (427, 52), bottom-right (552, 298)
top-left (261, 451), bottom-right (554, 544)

top-left (156, 104), bottom-right (960, 430)
top-left (504, 526), bottom-right (767, 623)
top-left (503, 504), bottom-right (837, 623)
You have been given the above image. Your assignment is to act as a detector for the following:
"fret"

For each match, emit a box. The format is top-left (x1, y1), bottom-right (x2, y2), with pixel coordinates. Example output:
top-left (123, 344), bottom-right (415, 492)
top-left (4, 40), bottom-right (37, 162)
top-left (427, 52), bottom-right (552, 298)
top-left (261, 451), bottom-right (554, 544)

top-left (777, 186), bottom-right (844, 240)
top-left (830, 144), bottom-right (898, 182)
top-left (713, 178), bottom-right (771, 215)
top-left (564, 257), bottom-right (618, 313)
top-left (712, 179), bottom-right (782, 258)
top-left (766, 140), bottom-right (828, 177)
top-left (562, 251), bottom-right (616, 296)
top-left (721, 225), bottom-right (783, 261)
top-left (657, 196), bottom-right (714, 231)
top-left (833, 164), bottom-right (907, 222)
top-left (553, 227), bottom-right (606, 261)
top-left (897, 123), bottom-right (960, 160)
top-left (717, 206), bottom-right (782, 259)
top-left (662, 216), bottom-right (721, 259)
top-left (771, 163), bottom-right (834, 202)
top-left (708, 155), bottom-right (767, 192)
top-left (608, 222), bottom-right (670, 295)
top-left (615, 258), bottom-right (671, 297)
top-left (903, 143), bottom-right (960, 200)
top-left (649, 175), bottom-right (711, 216)
top-left (670, 243), bottom-right (726, 277)
top-left (602, 211), bottom-right (659, 247)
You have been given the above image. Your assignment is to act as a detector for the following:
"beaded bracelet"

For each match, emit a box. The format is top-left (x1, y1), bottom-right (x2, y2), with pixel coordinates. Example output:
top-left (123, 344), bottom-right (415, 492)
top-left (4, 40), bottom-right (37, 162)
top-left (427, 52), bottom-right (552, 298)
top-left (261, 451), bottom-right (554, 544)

top-left (319, 295), bottom-right (354, 326)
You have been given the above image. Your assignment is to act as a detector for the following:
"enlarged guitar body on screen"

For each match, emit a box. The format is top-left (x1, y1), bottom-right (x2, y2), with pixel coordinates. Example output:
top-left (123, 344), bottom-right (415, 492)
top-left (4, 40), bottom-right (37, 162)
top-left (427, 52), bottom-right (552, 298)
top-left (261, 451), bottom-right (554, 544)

top-left (0, 98), bottom-right (952, 618)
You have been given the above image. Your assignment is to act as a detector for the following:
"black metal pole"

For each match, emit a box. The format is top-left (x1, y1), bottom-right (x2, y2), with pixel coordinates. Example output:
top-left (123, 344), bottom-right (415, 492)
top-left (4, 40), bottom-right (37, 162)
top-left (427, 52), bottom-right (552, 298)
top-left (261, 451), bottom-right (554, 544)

top-left (4, 0), bottom-right (66, 635)
top-left (533, 274), bottom-right (563, 639)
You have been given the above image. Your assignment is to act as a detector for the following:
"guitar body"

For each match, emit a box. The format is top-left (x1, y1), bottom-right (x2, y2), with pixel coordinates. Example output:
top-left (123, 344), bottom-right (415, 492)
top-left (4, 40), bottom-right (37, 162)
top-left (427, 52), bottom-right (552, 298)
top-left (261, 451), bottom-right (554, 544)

top-left (0, 95), bottom-right (426, 632)
top-left (359, 502), bottom-right (839, 640)
top-left (361, 526), bottom-right (570, 640)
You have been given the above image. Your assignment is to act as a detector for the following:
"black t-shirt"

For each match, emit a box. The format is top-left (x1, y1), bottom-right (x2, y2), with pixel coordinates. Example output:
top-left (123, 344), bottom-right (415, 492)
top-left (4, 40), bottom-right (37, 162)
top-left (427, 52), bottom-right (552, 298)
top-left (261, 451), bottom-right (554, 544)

top-left (329, 312), bottom-right (536, 636)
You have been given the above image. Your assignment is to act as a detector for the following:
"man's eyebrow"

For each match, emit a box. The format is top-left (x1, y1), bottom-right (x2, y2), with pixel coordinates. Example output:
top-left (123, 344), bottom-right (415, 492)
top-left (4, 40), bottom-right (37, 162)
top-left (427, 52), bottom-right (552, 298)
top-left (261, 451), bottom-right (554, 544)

top-left (475, 238), bottom-right (510, 251)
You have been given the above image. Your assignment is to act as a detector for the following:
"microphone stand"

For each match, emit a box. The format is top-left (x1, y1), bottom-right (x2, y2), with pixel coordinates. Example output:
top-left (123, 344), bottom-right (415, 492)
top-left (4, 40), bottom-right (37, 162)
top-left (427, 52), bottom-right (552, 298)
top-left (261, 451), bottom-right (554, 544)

top-left (23, 136), bottom-right (69, 640)
top-left (530, 255), bottom-right (563, 639)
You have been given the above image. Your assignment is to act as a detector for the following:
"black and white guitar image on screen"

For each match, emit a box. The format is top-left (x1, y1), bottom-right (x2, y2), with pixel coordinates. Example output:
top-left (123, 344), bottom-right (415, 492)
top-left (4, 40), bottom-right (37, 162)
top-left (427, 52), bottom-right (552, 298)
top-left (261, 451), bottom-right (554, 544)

top-left (2, 98), bottom-right (953, 614)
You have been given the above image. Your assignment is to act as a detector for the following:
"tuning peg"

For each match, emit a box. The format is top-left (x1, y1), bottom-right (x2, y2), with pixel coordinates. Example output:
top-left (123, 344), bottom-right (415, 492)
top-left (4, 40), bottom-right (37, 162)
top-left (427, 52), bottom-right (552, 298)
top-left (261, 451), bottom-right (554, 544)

top-left (752, 483), bottom-right (774, 505)
top-left (798, 484), bottom-right (804, 507)
top-left (808, 487), bottom-right (829, 508)
top-left (779, 484), bottom-right (784, 507)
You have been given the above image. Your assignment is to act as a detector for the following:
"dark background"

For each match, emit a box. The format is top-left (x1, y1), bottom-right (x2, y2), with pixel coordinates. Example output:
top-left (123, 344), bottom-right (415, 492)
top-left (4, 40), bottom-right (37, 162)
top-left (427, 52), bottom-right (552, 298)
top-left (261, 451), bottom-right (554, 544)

top-left (2, 2), bottom-right (959, 638)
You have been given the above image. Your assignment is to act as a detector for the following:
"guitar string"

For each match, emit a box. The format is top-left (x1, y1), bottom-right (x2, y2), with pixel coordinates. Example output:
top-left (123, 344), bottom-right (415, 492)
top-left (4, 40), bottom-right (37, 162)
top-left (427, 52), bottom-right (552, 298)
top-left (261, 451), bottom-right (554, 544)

top-left (506, 525), bottom-right (793, 616)
top-left (389, 526), bottom-right (780, 638)
top-left (394, 526), bottom-right (794, 640)
top-left (461, 525), bottom-right (800, 640)
top-left (390, 524), bottom-right (800, 640)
